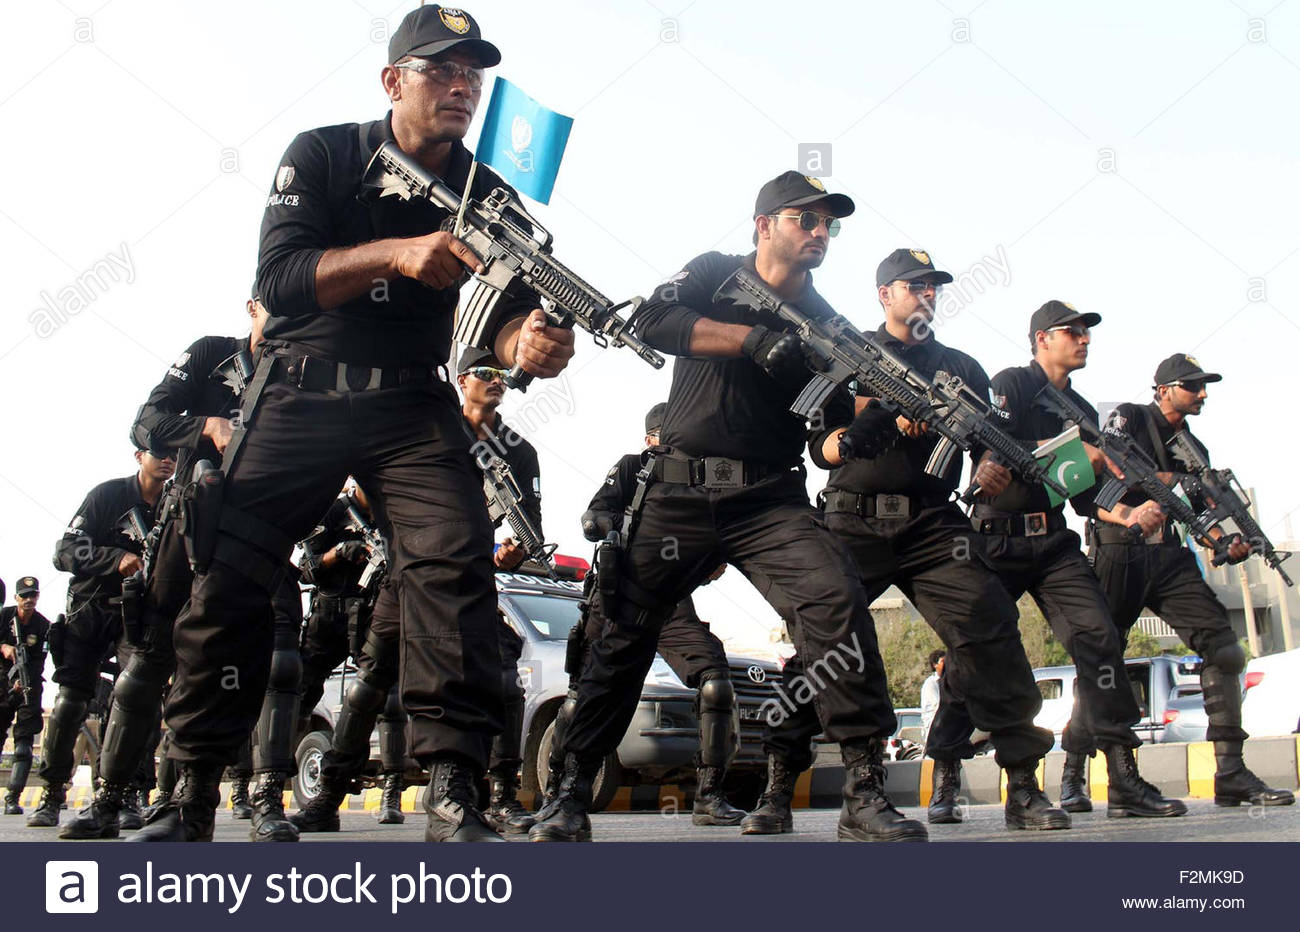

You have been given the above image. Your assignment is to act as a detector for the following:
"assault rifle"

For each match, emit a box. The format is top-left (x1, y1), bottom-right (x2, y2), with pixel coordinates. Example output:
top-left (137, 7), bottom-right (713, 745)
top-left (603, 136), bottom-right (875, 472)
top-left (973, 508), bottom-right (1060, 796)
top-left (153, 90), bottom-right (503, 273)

top-left (115, 503), bottom-right (162, 645)
top-left (214, 347), bottom-right (255, 397)
top-left (713, 268), bottom-right (1069, 502)
top-left (343, 501), bottom-right (389, 598)
top-left (362, 141), bottom-right (664, 390)
top-left (1032, 383), bottom-right (1226, 552)
top-left (478, 449), bottom-right (557, 579)
top-left (8, 610), bottom-right (33, 706)
top-left (1166, 433), bottom-right (1293, 586)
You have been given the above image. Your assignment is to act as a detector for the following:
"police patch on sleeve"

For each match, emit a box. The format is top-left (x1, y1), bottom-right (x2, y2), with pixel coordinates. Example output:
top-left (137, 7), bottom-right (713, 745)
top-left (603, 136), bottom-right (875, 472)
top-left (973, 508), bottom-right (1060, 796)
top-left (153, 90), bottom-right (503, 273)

top-left (276, 166), bottom-right (295, 192)
top-left (268, 165), bottom-right (301, 208)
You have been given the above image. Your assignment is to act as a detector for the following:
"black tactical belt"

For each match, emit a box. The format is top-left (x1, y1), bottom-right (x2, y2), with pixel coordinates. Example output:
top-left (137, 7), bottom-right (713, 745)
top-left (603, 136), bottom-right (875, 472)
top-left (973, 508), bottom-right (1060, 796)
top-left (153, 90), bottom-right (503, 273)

top-left (653, 455), bottom-right (777, 490)
top-left (1091, 522), bottom-right (1179, 546)
top-left (974, 511), bottom-right (1067, 538)
top-left (820, 490), bottom-right (947, 519)
top-left (275, 354), bottom-right (448, 392)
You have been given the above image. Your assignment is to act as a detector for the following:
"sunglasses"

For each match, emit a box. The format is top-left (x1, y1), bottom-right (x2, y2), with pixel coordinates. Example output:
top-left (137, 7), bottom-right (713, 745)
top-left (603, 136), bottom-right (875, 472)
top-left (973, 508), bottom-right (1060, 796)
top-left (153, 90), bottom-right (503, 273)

top-left (468, 366), bottom-right (507, 382)
top-left (394, 58), bottom-right (485, 90)
top-left (771, 210), bottom-right (841, 238)
top-left (1046, 323), bottom-right (1090, 338)
top-left (1170, 379), bottom-right (1206, 392)
top-left (894, 279), bottom-right (942, 294)
top-left (148, 449), bottom-right (177, 461)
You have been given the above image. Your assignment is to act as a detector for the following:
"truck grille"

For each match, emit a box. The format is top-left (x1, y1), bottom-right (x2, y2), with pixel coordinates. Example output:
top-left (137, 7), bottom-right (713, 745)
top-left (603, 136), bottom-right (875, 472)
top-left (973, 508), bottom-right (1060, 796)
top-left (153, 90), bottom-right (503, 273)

top-left (729, 661), bottom-right (783, 764)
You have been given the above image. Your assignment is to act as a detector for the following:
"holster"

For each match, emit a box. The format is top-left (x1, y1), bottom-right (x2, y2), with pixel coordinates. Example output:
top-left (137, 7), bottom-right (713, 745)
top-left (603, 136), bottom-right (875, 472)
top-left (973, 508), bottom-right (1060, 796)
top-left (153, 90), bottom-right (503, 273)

top-left (180, 459), bottom-right (223, 573)
top-left (48, 614), bottom-right (66, 669)
top-left (596, 531), bottom-right (620, 605)
top-left (116, 571), bottom-right (146, 646)
top-left (346, 597), bottom-right (370, 659)
top-left (564, 613), bottom-right (588, 678)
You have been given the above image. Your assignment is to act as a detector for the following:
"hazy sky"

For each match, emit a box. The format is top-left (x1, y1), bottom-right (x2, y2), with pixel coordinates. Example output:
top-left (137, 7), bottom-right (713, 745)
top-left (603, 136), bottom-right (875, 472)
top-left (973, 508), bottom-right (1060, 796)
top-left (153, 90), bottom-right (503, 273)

top-left (2, 0), bottom-right (1298, 654)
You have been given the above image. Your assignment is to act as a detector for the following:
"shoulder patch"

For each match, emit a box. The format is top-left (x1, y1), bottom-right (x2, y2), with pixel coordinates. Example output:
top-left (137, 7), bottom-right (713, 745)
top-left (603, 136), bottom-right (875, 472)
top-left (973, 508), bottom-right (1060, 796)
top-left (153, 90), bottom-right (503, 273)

top-left (276, 166), bottom-right (295, 192)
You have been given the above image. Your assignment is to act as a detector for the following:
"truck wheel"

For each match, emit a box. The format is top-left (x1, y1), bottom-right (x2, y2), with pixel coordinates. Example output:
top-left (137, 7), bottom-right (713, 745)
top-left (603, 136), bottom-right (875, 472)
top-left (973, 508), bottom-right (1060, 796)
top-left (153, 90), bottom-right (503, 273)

top-left (292, 730), bottom-right (333, 809)
top-left (537, 719), bottom-right (621, 814)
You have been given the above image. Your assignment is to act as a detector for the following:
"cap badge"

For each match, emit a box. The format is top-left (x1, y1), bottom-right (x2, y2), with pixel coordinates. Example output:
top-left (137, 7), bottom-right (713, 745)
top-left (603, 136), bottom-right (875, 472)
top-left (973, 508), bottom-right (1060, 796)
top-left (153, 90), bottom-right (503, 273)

top-left (804, 175), bottom-right (826, 192)
top-left (909, 249), bottom-right (930, 265)
top-left (440, 8), bottom-right (472, 34)
top-left (1062, 300), bottom-right (1077, 311)
top-left (1185, 354), bottom-right (1200, 367)
top-left (276, 166), bottom-right (295, 192)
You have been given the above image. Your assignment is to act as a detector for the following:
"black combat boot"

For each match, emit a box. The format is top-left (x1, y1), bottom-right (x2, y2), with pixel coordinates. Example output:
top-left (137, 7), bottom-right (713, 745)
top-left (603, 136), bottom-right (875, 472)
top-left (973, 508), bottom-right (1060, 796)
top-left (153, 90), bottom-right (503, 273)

top-left (377, 772), bottom-right (406, 825)
top-left (249, 772), bottom-right (298, 842)
top-left (424, 756), bottom-right (504, 842)
top-left (927, 758), bottom-right (963, 824)
top-left (119, 789), bottom-right (144, 830)
top-left (25, 784), bottom-right (66, 828)
top-left (533, 747), bottom-right (566, 822)
top-left (229, 774), bottom-right (253, 820)
top-left (142, 788), bottom-right (171, 820)
top-left (837, 741), bottom-right (928, 842)
top-left (128, 763), bottom-right (223, 842)
top-left (1213, 740), bottom-right (1295, 807)
top-left (287, 772), bottom-right (351, 833)
top-left (3, 792), bottom-right (21, 815)
top-left (740, 754), bottom-right (797, 835)
top-left (485, 773), bottom-right (535, 834)
top-left (693, 765), bottom-right (747, 826)
top-left (1004, 763), bottom-right (1071, 831)
top-left (5, 743), bottom-right (32, 813)
top-left (58, 780), bottom-right (128, 839)
top-left (1058, 751), bottom-right (1092, 812)
top-left (528, 754), bottom-right (596, 843)
top-left (1104, 744), bottom-right (1187, 817)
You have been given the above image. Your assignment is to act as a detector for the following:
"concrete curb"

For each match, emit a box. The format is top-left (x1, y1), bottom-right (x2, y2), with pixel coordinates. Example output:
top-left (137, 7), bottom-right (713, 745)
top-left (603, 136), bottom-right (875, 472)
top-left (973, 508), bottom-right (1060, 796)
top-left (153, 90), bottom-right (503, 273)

top-left (9, 738), bottom-right (1296, 815)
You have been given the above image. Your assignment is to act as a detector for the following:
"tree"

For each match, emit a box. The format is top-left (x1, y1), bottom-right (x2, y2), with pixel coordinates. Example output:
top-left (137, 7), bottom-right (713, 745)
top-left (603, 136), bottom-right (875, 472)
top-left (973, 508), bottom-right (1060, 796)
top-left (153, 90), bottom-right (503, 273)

top-left (1015, 595), bottom-right (1070, 668)
top-left (872, 607), bottom-right (943, 708)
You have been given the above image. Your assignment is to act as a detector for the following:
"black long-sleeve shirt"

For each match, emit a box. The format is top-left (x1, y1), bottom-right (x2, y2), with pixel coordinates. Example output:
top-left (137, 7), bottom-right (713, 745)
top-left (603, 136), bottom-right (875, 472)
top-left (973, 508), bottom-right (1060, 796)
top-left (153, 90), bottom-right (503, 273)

top-left (132, 335), bottom-right (242, 481)
top-left (588, 453), bottom-right (643, 529)
top-left (1, 607), bottom-right (50, 685)
top-left (298, 495), bottom-right (366, 597)
top-left (633, 251), bottom-right (835, 468)
top-left (469, 414), bottom-right (543, 533)
top-left (256, 113), bottom-right (534, 367)
top-left (53, 476), bottom-right (153, 608)
top-left (810, 327), bottom-right (991, 499)
top-left (981, 360), bottom-right (1099, 517)
top-left (1104, 402), bottom-right (1211, 512)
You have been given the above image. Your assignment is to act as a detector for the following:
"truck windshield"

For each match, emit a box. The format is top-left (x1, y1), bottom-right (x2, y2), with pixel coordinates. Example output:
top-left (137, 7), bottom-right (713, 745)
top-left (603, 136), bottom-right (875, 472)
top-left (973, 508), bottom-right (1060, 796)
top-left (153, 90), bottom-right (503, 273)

top-left (507, 593), bottom-right (583, 641)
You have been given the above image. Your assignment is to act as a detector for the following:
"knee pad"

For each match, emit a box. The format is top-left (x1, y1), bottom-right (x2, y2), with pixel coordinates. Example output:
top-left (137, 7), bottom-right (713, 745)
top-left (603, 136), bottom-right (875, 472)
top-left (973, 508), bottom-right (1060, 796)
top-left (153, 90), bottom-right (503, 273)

top-left (266, 645), bottom-right (303, 693)
top-left (345, 671), bottom-right (389, 717)
top-left (697, 670), bottom-right (734, 714)
top-left (1204, 641), bottom-right (1246, 675)
top-left (112, 661), bottom-right (169, 715)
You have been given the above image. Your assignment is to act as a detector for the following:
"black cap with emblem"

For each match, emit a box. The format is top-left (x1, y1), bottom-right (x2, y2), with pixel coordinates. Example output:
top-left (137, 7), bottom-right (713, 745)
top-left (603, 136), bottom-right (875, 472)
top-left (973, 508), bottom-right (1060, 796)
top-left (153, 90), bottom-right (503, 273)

top-left (457, 345), bottom-right (500, 374)
top-left (644, 403), bottom-right (667, 435)
top-left (1028, 299), bottom-right (1102, 344)
top-left (754, 171), bottom-right (855, 219)
top-left (875, 248), bottom-right (954, 287)
top-left (389, 5), bottom-right (501, 67)
top-left (1153, 353), bottom-right (1222, 387)
top-left (15, 576), bottom-right (38, 597)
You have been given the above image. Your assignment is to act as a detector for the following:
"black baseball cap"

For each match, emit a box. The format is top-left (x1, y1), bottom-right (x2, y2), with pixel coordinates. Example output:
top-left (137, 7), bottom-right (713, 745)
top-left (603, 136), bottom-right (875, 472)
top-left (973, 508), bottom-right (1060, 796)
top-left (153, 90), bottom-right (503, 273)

top-left (457, 345), bottom-right (501, 374)
top-left (754, 171), bottom-right (855, 219)
top-left (1028, 299), bottom-right (1102, 343)
top-left (645, 403), bottom-right (667, 435)
top-left (389, 5), bottom-right (501, 67)
top-left (15, 576), bottom-right (38, 597)
top-left (875, 248), bottom-right (954, 287)
top-left (1153, 353), bottom-right (1222, 387)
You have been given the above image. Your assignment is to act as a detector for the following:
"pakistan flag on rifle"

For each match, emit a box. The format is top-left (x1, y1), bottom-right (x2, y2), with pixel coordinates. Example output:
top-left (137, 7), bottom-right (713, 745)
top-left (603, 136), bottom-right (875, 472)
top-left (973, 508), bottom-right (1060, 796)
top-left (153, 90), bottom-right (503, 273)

top-left (1033, 427), bottom-right (1096, 508)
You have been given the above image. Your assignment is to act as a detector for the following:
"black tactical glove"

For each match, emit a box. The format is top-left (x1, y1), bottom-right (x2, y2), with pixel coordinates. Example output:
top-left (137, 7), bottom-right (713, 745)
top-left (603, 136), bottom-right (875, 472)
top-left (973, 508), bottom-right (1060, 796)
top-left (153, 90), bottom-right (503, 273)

top-left (581, 509), bottom-right (617, 542)
top-left (742, 325), bottom-right (808, 379)
top-left (1221, 532), bottom-right (1251, 565)
top-left (335, 540), bottom-right (368, 563)
top-left (838, 400), bottom-right (899, 461)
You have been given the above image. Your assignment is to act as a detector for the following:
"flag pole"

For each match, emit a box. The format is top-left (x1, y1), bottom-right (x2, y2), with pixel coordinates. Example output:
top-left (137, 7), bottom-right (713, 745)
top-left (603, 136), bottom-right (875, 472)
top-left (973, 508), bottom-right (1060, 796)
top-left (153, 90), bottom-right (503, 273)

top-left (454, 160), bottom-right (479, 236)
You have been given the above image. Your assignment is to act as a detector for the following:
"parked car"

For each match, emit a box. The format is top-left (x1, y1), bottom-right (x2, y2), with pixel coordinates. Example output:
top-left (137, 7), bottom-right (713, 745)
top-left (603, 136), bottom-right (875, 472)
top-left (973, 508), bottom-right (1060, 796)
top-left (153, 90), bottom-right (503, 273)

top-left (887, 708), bottom-right (923, 761)
top-left (1032, 655), bottom-right (1207, 744)
top-left (1241, 647), bottom-right (1300, 737)
top-left (294, 561), bottom-right (783, 812)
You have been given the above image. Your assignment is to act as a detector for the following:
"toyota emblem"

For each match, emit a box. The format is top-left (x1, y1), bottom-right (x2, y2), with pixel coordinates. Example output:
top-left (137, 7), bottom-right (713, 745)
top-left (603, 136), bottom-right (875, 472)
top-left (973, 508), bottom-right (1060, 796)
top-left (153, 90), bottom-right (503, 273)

top-left (746, 665), bottom-right (766, 684)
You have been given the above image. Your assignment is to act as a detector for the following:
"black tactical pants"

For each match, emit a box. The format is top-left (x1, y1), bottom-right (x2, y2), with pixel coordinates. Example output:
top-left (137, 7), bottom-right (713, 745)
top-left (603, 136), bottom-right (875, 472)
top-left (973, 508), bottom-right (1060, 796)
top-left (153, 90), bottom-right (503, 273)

top-left (655, 599), bottom-right (730, 688)
top-left (928, 527), bottom-right (1142, 760)
top-left (488, 623), bottom-right (526, 779)
top-left (767, 503), bottom-right (1054, 770)
top-left (563, 470), bottom-right (895, 764)
top-left (0, 683), bottom-right (43, 740)
top-left (166, 378), bottom-right (503, 770)
top-left (298, 594), bottom-right (356, 720)
top-left (101, 515), bottom-right (302, 785)
top-left (1090, 540), bottom-right (1246, 742)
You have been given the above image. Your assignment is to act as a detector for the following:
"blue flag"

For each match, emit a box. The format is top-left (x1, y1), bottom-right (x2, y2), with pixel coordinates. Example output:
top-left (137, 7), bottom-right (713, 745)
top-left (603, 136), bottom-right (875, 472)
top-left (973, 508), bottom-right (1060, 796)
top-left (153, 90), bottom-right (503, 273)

top-left (474, 77), bottom-right (573, 204)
